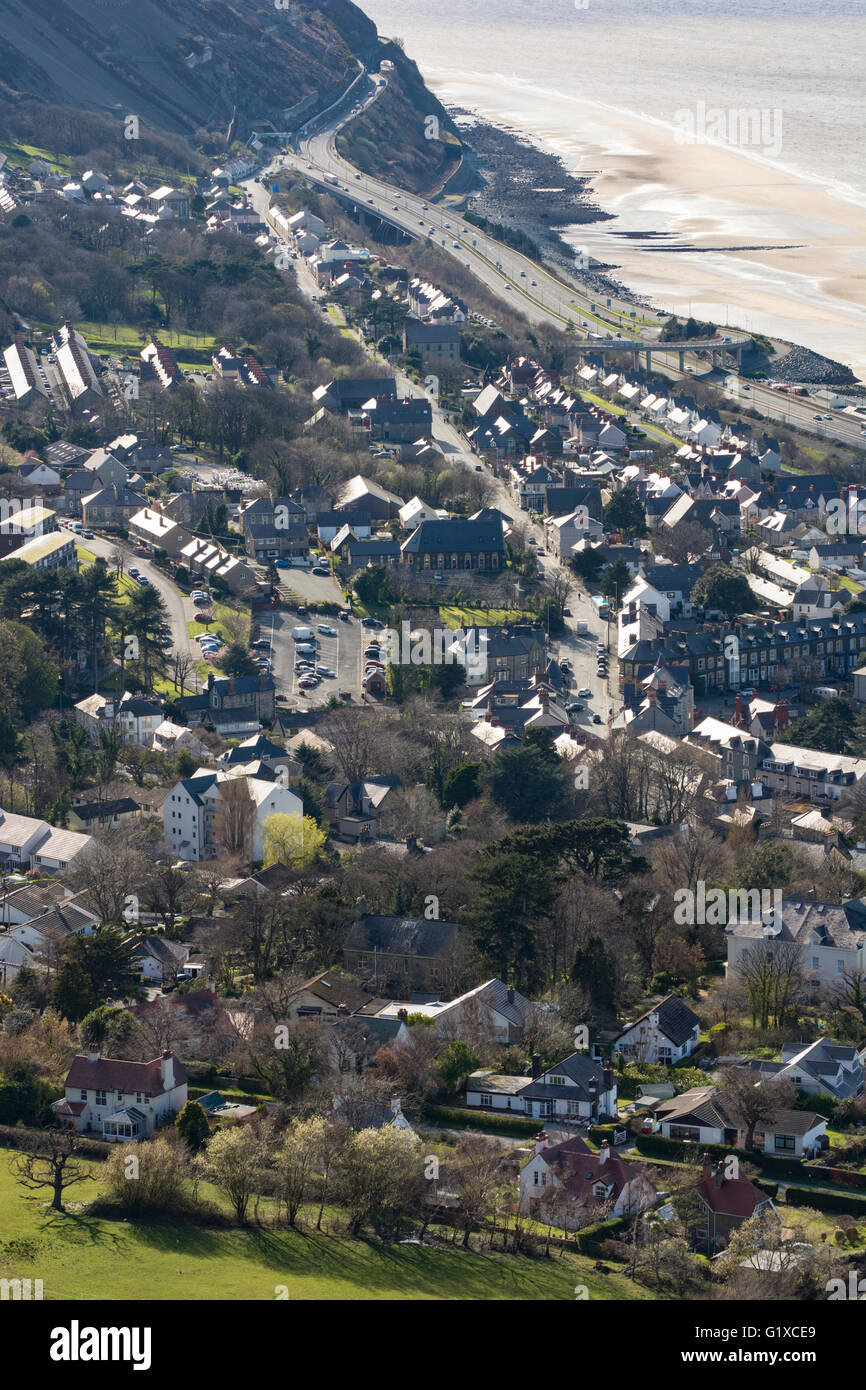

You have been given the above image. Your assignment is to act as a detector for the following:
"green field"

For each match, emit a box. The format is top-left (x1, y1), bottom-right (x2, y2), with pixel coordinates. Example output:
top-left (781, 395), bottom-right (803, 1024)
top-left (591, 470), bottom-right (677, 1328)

top-left (440, 603), bottom-right (533, 629)
top-left (0, 1149), bottom-right (656, 1301)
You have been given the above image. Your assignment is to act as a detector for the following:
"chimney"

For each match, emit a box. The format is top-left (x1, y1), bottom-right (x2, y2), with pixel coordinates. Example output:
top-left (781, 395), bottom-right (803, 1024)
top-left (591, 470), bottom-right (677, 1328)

top-left (531, 1052), bottom-right (542, 1080)
top-left (535, 1130), bottom-right (550, 1155)
top-left (588, 1075), bottom-right (599, 1118)
top-left (714, 1162), bottom-right (725, 1189)
top-left (336, 1002), bottom-right (349, 1017)
top-left (507, 986), bottom-right (515, 1004)
top-left (598, 1140), bottom-right (611, 1166)
top-left (602, 1065), bottom-right (613, 1093)
top-left (397, 1007), bottom-right (409, 1023)
top-left (702, 1152), bottom-right (713, 1181)
top-left (355, 895), bottom-right (367, 916)
top-left (775, 700), bottom-right (789, 732)
top-left (207, 671), bottom-right (215, 693)
top-left (390, 1096), bottom-right (403, 1118)
top-left (87, 1046), bottom-right (101, 1063)
top-left (160, 1049), bottom-right (175, 1090)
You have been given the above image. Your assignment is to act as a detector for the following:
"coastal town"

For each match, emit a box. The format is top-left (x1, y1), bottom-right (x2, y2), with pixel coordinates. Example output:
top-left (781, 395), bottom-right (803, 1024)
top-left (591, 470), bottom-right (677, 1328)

top-left (0, 0), bottom-right (864, 1327)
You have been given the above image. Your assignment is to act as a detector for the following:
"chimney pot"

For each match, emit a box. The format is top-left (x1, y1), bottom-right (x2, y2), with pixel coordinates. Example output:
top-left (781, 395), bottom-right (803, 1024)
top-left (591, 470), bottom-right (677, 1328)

top-left (531, 1052), bottom-right (542, 1080)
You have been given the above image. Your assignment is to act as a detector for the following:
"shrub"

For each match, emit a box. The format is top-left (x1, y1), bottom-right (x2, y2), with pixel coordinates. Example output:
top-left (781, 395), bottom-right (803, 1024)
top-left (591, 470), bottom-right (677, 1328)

top-left (422, 1104), bottom-right (540, 1137)
top-left (784, 1186), bottom-right (866, 1216)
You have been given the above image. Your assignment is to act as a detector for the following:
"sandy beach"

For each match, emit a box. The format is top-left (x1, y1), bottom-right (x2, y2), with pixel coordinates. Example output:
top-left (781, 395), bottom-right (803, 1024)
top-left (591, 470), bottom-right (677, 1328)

top-left (424, 70), bottom-right (866, 383)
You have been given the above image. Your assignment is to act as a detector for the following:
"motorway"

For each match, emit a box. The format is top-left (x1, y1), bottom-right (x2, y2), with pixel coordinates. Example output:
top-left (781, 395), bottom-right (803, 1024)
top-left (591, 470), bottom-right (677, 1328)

top-left (249, 66), bottom-right (866, 453)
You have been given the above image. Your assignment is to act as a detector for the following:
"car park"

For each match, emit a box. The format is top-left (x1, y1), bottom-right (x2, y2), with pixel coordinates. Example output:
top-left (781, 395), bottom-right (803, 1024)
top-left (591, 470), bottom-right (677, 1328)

top-left (364, 646), bottom-right (382, 659)
top-left (316, 665), bottom-right (335, 677)
top-left (295, 644), bottom-right (317, 657)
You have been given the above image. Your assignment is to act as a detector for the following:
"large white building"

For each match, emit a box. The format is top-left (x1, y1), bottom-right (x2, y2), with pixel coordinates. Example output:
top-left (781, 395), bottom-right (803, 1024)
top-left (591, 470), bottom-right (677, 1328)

top-left (726, 897), bottom-right (866, 992)
top-left (56, 1048), bottom-right (188, 1141)
top-left (163, 767), bottom-right (302, 861)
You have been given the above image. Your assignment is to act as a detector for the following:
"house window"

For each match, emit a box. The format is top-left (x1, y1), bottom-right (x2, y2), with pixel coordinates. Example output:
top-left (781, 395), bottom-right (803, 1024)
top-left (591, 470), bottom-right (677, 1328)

top-left (95, 1090), bottom-right (107, 1107)
top-left (669, 1125), bottom-right (700, 1141)
top-left (136, 1093), bottom-right (144, 1104)
top-left (567, 1100), bottom-right (580, 1116)
top-left (533, 1169), bottom-right (539, 1185)
top-left (79, 1090), bottom-right (87, 1102)
top-left (774, 1134), bottom-right (796, 1151)
top-left (479, 1093), bottom-right (493, 1108)
top-left (549, 1074), bottom-right (565, 1086)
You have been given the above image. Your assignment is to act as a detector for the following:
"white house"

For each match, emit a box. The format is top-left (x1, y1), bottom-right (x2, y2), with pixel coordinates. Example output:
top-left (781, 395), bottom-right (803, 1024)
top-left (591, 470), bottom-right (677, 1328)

top-left (654, 1086), bottom-right (827, 1158)
top-left (740, 1036), bottom-right (865, 1103)
top-left (467, 1053), bottom-right (617, 1123)
top-left (55, 1048), bottom-right (188, 1141)
top-left (162, 767), bottom-right (303, 861)
top-left (726, 897), bottom-right (866, 992)
top-left (519, 1133), bottom-right (656, 1229)
top-left (0, 935), bottom-right (33, 985)
top-left (610, 994), bottom-right (701, 1065)
top-left (372, 979), bottom-right (532, 1046)
top-left (74, 690), bottom-right (165, 746)
top-left (129, 936), bottom-right (193, 985)
top-left (0, 810), bottom-right (92, 872)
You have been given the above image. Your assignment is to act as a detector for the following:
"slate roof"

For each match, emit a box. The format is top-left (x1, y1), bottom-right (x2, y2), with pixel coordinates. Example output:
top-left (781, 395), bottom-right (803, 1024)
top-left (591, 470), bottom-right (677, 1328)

top-left (615, 994), bottom-right (700, 1048)
top-left (401, 518), bottom-right (505, 554)
top-left (725, 898), bottom-right (866, 950)
top-left (345, 913), bottom-right (459, 960)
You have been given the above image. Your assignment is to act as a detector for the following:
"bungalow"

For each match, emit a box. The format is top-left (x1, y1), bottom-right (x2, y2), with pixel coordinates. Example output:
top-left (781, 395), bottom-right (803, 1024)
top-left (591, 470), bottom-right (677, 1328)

top-left (654, 1086), bottom-right (827, 1157)
top-left (739, 1036), bottom-right (865, 1102)
top-left (467, 1055), bottom-right (617, 1123)
top-left (129, 936), bottom-right (192, 985)
top-left (55, 1048), bottom-right (188, 1141)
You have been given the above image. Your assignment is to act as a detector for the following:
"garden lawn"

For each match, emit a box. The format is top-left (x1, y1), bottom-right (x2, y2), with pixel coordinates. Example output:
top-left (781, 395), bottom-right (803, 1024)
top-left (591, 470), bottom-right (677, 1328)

top-left (0, 1150), bottom-right (657, 1301)
top-left (439, 603), bottom-right (531, 629)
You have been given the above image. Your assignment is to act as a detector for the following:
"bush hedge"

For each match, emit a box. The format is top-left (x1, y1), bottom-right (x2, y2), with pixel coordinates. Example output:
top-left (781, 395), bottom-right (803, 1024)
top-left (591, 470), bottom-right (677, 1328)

top-left (572, 1213), bottom-right (634, 1255)
top-left (0, 1122), bottom-right (111, 1160)
top-left (422, 1104), bottom-right (540, 1137)
top-left (784, 1186), bottom-right (866, 1216)
top-left (635, 1133), bottom-right (732, 1162)
top-left (755, 1179), bottom-right (779, 1199)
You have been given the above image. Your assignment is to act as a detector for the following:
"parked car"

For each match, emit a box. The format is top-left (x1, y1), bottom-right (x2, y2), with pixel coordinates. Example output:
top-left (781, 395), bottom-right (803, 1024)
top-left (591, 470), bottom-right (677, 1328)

top-left (312, 566), bottom-right (330, 577)
top-left (136, 575), bottom-right (149, 586)
top-left (339, 610), bottom-right (351, 621)
top-left (360, 617), bottom-right (383, 628)
top-left (275, 559), bottom-right (291, 568)
top-left (298, 676), bottom-right (318, 690)
top-left (578, 687), bottom-right (592, 698)
top-left (317, 624), bottom-right (337, 636)
top-left (129, 567), bottom-right (139, 578)
top-left (566, 702), bottom-right (584, 714)
top-left (592, 713), bottom-right (603, 724)
top-left (252, 639), bottom-right (271, 651)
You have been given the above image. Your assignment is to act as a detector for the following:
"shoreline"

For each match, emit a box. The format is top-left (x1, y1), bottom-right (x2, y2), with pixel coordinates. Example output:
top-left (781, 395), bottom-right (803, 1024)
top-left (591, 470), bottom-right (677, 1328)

top-left (433, 72), bottom-right (866, 386)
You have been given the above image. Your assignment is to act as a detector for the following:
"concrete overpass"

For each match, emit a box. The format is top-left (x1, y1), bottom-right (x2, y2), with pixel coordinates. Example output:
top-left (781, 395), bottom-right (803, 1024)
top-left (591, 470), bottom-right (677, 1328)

top-left (571, 336), bottom-right (747, 372)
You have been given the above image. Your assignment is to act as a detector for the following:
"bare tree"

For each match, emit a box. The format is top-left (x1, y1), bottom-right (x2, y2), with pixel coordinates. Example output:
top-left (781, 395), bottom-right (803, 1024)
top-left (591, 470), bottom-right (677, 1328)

top-left (214, 778), bottom-right (256, 860)
top-left (718, 1069), bottom-right (796, 1152)
top-left (11, 1128), bottom-right (96, 1212)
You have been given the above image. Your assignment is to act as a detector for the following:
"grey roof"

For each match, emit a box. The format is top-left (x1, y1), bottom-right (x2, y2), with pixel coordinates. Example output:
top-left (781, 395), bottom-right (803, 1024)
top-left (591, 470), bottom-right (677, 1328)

top-left (656, 1087), bottom-right (826, 1136)
top-left (615, 994), bottom-right (700, 1049)
top-left (401, 518), bottom-right (505, 555)
top-left (345, 913), bottom-right (459, 960)
top-left (726, 898), bottom-right (866, 950)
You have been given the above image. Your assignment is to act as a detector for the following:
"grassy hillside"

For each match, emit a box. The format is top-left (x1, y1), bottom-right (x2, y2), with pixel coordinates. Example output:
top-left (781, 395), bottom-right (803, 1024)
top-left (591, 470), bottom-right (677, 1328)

top-left (0, 1148), bottom-right (658, 1301)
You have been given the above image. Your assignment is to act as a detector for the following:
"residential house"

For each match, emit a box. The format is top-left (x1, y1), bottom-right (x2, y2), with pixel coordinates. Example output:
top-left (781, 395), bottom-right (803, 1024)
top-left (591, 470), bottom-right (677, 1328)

top-left (693, 1154), bottom-right (778, 1253)
top-left (466, 1054), bottom-right (618, 1123)
top-left (74, 691), bottom-right (164, 746)
top-left (519, 1133), bottom-right (656, 1230)
top-left (177, 671), bottom-right (275, 735)
top-left (610, 994), bottom-right (701, 1065)
top-left (739, 1036), bottom-right (865, 1102)
top-left (726, 896), bottom-right (866, 993)
top-left (129, 936), bottom-right (192, 985)
top-left (0, 810), bottom-right (92, 872)
top-left (0, 531), bottom-right (76, 572)
top-left (67, 798), bottom-right (141, 832)
top-left (654, 1087), bottom-right (827, 1158)
top-left (323, 777), bottom-right (403, 841)
top-left (55, 1048), bottom-right (188, 1141)
top-left (343, 904), bottom-right (460, 994)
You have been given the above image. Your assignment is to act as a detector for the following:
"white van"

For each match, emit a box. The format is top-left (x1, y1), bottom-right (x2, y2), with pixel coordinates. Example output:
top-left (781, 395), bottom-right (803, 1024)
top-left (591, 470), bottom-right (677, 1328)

top-left (813, 687), bottom-right (839, 700)
top-left (291, 626), bottom-right (314, 642)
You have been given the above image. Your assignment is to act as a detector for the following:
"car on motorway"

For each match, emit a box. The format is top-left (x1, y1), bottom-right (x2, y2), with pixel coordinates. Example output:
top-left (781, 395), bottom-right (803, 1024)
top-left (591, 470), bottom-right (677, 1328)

top-left (520, 270), bottom-right (526, 277)
top-left (312, 566), bottom-right (330, 577)
top-left (393, 204), bottom-right (399, 210)
top-left (531, 280), bottom-right (537, 286)
top-left (560, 659), bottom-right (571, 673)
top-left (578, 687), bottom-right (592, 698)
top-left (296, 605), bottom-right (309, 616)
top-left (355, 173), bottom-right (362, 180)
top-left (317, 624), bottom-right (337, 636)
top-left (368, 198), bottom-right (375, 204)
